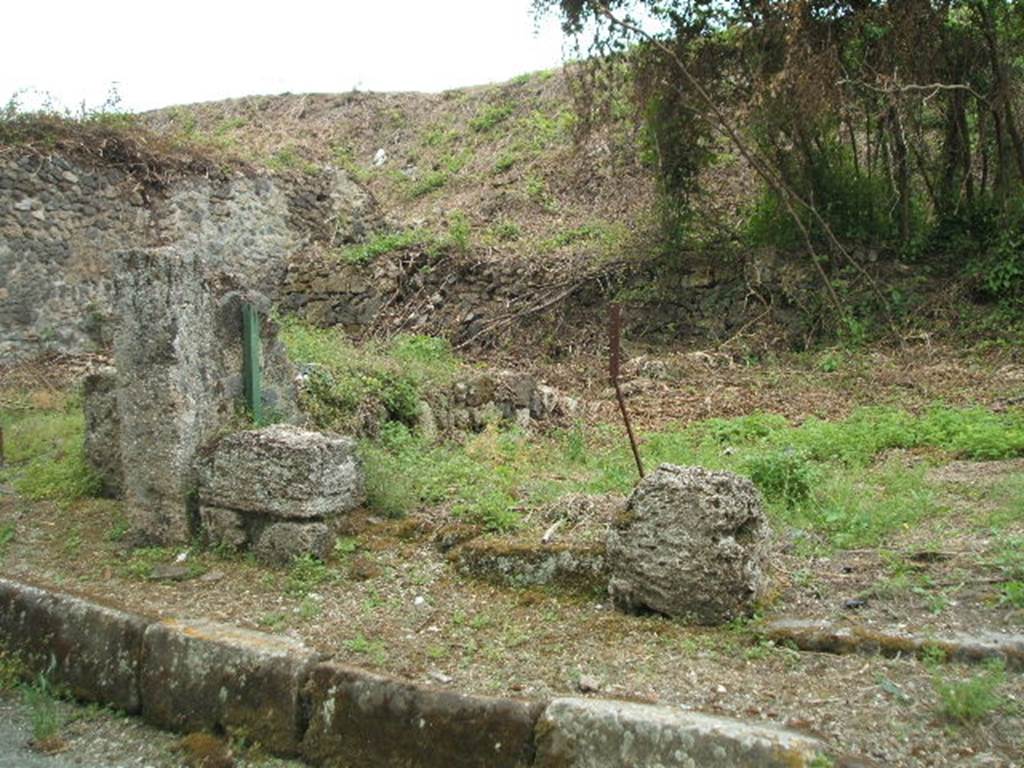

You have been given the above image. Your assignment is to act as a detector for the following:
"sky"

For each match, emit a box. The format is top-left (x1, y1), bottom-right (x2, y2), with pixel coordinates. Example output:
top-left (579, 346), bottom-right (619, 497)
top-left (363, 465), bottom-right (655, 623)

top-left (2, 1), bottom-right (569, 113)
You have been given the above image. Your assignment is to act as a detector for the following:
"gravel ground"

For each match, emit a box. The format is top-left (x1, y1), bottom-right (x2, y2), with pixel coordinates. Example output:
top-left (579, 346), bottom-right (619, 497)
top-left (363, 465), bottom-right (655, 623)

top-left (0, 693), bottom-right (303, 768)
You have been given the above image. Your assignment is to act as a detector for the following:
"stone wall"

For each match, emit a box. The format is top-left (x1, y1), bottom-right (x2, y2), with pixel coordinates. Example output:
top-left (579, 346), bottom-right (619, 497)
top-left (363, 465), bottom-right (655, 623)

top-left (280, 246), bottom-right (812, 350)
top-left (0, 149), bottom-right (377, 360)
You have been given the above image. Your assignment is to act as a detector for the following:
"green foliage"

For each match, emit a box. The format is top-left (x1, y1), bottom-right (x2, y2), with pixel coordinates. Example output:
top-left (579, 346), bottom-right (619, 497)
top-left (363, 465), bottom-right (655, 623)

top-left (337, 228), bottom-right (429, 264)
top-left (409, 170), bottom-right (449, 197)
top-left (743, 449), bottom-right (816, 508)
top-left (494, 152), bottom-right (517, 173)
top-left (489, 220), bottom-right (522, 242)
top-left (933, 661), bottom-right (1007, 726)
top-left (0, 648), bottom-right (25, 691)
top-left (960, 198), bottom-right (1024, 306)
top-left (280, 318), bottom-right (461, 432)
top-left (285, 554), bottom-right (333, 597)
top-left (446, 211), bottom-right (472, 254)
top-left (746, 142), bottom-right (909, 251)
top-left (362, 422), bottom-right (528, 530)
top-left (470, 103), bottom-right (514, 133)
top-left (0, 523), bottom-right (14, 563)
top-left (23, 672), bottom-right (62, 743)
top-left (0, 399), bottom-right (102, 504)
top-left (266, 145), bottom-right (316, 174)
top-left (123, 547), bottom-right (175, 579)
top-left (1000, 581), bottom-right (1024, 609)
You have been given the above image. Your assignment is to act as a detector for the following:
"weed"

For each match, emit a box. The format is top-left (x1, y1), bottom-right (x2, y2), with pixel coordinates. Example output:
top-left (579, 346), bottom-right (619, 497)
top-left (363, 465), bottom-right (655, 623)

top-left (123, 547), bottom-right (174, 580)
top-left (409, 170), bottom-right (448, 198)
top-left (63, 529), bottom-right (83, 557)
top-left (334, 536), bottom-right (359, 557)
top-left (999, 581), bottom-right (1024, 609)
top-left (933, 661), bottom-right (1006, 726)
top-left (266, 145), bottom-right (316, 174)
top-left (106, 516), bottom-right (130, 543)
top-left (494, 152), bottom-right (517, 173)
top-left (0, 523), bottom-right (14, 562)
top-left (470, 103), bottom-right (514, 133)
top-left (525, 174), bottom-right (556, 211)
top-left (743, 449), bottom-right (816, 507)
top-left (446, 211), bottom-right (472, 254)
top-left (298, 596), bottom-right (323, 621)
top-left (344, 633), bottom-right (388, 664)
top-left (280, 318), bottom-right (458, 433)
top-left (338, 228), bottom-right (428, 265)
top-left (285, 554), bottom-right (332, 597)
top-left (0, 401), bottom-right (102, 504)
top-left (489, 220), bottom-right (522, 242)
top-left (23, 672), bottom-right (62, 745)
top-left (258, 612), bottom-right (287, 630)
top-left (0, 648), bottom-right (25, 690)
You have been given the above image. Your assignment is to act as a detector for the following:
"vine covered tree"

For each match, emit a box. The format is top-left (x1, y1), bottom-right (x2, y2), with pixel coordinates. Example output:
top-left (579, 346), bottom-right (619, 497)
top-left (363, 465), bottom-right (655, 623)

top-left (535, 0), bottom-right (1024, 309)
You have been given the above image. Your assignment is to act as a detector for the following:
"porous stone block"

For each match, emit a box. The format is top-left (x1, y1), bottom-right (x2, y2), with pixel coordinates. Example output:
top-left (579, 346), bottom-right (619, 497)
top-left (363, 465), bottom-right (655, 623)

top-left (301, 662), bottom-right (542, 768)
top-left (253, 520), bottom-right (332, 564)
top-left (0, 578), bottom-right (149, 712)
top-left (198, 424), bottom-right (364, 519)
top-left (607, 464), bottom-right (770, 625)
top-left (82, 365), bottom-right (122, 497)
top-left (114, 248), bottom-right (298, 545)
top-left (140, 618), bottom-right (316, 756)
top-left (450, 539), bottom-right (607, 595)
top-left (534, 698), bottom-right (825, 768)
top-left (199, 506), bottom-right (248, 550)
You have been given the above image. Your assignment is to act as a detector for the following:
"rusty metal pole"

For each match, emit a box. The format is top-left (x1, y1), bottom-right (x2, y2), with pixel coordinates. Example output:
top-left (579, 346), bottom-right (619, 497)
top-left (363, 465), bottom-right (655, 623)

top-left (609, 303), bottom-right (644, 479)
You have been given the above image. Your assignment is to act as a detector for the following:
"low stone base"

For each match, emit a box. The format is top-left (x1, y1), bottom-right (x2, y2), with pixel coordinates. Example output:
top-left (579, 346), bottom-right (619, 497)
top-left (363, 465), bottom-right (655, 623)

top-left (449, 539), bottom-right (607, 595)
top-left (201, 506), bottom-right (332, 564)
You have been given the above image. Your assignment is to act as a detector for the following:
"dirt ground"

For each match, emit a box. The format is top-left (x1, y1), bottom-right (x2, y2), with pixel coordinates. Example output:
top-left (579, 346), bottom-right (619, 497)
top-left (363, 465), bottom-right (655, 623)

top-left (2, 344), bottom-right (1023, 767)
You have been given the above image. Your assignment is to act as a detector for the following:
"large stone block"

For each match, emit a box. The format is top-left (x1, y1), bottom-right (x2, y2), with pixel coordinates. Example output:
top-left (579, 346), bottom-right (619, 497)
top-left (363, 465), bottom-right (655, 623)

top-left (82, 365), bottom-right (122, 497)
top-left (607, 464), bottom-right (770, 625)
top-left (140, 618), bottom-right (316, 756)
top-left (198, 425), bottom-right (364, 519)
top-left (252, 520), bottom-right (332, 564)
top-left (534, 698), bottom-right (825, 768)
top-left (114, 248), bottom-right (298, 545)
top-left (301, 662), bottom-right (542, 768)
top-left (0, 578), bottom-right (149, 712)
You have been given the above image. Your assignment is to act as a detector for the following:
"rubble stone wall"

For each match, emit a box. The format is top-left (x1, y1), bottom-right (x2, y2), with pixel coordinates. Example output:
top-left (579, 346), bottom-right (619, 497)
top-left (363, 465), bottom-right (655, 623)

top-left (0, 150), bottom-right (376, 360)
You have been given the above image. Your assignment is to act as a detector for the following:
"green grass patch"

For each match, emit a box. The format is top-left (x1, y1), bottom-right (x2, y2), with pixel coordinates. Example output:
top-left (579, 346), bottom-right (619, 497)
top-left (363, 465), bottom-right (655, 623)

top-left (280, 318), bottom-right (461, 434)
top-left (0, 397), bottom-right (101, 504)
top-left (337, 228), bottom-right (430, 265)
top-left (470, 103), bottom-right (514, 133)
top-left (933, 661), bottom-right (1008, 726)
top-left (285, 554), bottom-right (333, 597)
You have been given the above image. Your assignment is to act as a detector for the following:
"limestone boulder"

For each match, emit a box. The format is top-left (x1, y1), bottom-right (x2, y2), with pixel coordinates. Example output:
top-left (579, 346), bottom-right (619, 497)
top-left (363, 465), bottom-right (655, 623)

top-left (198, 424), bottom-right (364, 519)
top-left (607, 464), bottom-right (770, 624)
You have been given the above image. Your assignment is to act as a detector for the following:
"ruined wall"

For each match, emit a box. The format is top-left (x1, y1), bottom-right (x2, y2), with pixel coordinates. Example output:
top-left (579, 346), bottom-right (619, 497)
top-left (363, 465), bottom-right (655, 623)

top-left (0, 150), bottom-right (377, 360)
top-left (281, 246), bottom-right (811, 350)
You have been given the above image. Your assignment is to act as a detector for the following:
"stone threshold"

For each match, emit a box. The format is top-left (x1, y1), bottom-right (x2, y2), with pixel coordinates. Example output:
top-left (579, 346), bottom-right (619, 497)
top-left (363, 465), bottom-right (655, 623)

top-left (0, 577), bottom-right (828, 767)
top-left (762, 618), bottom-right (1024, 670)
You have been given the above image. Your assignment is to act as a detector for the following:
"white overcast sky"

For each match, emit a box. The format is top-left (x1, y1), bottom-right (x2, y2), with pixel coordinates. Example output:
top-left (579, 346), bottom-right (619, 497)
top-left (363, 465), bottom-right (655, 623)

top-left (2, 1), bottom-right (568, 113)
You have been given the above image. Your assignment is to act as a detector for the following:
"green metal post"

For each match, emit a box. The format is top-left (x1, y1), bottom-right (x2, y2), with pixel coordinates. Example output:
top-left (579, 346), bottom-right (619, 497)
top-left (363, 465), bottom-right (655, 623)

top-left (242, 303), bottom-right (262, 424)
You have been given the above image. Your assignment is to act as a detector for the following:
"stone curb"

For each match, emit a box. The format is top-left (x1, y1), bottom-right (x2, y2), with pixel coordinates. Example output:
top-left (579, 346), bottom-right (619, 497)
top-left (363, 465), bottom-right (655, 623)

top-left (0, 578), bottom-right (148, 713)
top-left (535, 698), bottom-right (825, 768)
top-left (763, 618), bottom-right (1024, 670)
top-left (0, 578), bottom-right (829, 766)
